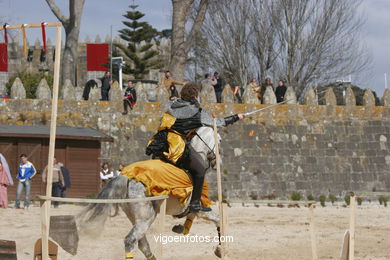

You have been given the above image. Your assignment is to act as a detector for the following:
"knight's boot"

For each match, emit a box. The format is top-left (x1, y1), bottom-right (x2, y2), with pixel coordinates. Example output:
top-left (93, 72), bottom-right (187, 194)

top-left (189, 176), bottom-right (211, 212)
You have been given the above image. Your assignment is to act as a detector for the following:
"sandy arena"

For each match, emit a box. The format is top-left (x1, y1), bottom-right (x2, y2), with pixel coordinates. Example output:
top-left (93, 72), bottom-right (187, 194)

top-left (1, 203), bottom-right (390, 260)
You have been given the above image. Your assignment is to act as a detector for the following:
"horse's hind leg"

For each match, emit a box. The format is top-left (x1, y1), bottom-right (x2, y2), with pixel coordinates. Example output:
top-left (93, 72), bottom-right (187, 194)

top-left (123, 180), bottom-right (157, 259)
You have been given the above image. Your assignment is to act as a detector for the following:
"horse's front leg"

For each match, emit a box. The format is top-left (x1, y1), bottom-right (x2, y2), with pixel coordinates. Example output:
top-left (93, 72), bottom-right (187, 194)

top-left (199, 211), bottom-right (222, 258)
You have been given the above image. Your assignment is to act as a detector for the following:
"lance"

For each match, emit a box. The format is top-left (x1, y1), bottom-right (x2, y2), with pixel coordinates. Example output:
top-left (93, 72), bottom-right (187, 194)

top-left (244, 99), bottom-right (291, 116)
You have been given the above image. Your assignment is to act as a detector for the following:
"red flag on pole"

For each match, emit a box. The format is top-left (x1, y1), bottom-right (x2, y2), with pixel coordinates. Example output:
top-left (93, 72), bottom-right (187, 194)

top-left (41, 22), bottom-right (47, 53)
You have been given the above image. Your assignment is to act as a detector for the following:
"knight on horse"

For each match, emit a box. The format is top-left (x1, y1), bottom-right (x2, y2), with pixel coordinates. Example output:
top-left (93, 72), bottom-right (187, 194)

top-left (146, 83), bottom-right (244, 212)
top-left (79, 82), bottom-right (245, 259)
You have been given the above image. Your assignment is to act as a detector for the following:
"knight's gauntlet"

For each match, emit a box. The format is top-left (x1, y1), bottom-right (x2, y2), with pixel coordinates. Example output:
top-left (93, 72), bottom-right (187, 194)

top-left (224, 114), bottom-right (239, 126)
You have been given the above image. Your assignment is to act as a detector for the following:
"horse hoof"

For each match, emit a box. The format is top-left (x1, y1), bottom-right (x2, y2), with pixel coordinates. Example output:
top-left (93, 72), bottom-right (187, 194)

top-left (214, 246), bottom-right (222, 258)
top-left (172, 224), bottom-right (184, 234)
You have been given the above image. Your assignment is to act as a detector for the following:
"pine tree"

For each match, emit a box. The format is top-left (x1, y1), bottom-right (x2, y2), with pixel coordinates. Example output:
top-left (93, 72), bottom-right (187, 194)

top-left (116, 4), bottom-right (160, 79)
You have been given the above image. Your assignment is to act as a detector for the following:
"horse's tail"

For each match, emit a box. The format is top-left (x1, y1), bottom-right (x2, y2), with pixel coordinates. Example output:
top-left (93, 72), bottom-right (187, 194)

top-left (78, 175), bottom-right (128, 236)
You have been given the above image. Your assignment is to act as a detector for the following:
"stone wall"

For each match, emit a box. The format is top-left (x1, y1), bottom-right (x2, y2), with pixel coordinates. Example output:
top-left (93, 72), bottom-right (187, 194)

top-left (1, 93), bottom-right (389, 200)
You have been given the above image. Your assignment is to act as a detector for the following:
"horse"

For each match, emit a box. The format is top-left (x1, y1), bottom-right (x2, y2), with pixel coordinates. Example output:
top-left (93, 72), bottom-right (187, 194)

top-left (78, 126), bottom-right (222, 259)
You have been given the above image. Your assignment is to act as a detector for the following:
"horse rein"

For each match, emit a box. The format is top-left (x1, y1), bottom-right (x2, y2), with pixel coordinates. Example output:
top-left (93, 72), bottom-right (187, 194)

top-left (194, 132), bottom-right (217, 170)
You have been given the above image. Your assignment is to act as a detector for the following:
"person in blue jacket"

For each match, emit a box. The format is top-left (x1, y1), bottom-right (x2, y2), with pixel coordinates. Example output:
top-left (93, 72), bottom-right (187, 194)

top-left (14, 154), bottom-right (36, 209)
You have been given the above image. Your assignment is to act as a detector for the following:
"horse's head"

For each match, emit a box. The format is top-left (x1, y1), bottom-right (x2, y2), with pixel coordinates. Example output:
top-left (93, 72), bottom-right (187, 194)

top-left (191, 126), bottom-right (221, 169)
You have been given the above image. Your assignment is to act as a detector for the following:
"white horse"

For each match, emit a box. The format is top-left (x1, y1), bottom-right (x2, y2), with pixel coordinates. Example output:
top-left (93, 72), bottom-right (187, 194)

top-left (78, 126), bottom-right (222, 259)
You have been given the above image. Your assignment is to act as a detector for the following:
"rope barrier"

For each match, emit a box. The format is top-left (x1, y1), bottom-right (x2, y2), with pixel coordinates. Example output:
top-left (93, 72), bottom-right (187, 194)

top-left (37, 195), bottom-right (169, 204)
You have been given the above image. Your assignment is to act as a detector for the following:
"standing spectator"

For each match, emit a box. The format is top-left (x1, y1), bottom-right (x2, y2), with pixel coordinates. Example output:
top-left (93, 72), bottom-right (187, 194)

top-left (100, 162), bottom-right (114, 188)
top-left (247, 78), bottom-right (261, 101)
top-left (101, 71), bottom-right (112, 101)
top-left (213, 72), bottom-right (224, 103)
top-left (275, 80), bottom-right (288, 103)
top-left (260, 77), bottom-right (274, 103)
top-left (233, 85), bottom-right (243, 103)
top-left (60, 164), bottom-right (71, 198)
top-left (200, 73), bottom-right (217, 91)
top-left (114, 164), bottom-right (125, 177)
top-left (14, 154), bottom-right (36, 209)
top-left (160, 71), bottom-right (185, 100)
top-left (42, 157), bottom-right (64, 208)
top-left (122, 80), bottom-right (137, 115)
top-left (82, 79), bottom-right (97, 100)
top-left (0, 153), bottom-right (13, 209)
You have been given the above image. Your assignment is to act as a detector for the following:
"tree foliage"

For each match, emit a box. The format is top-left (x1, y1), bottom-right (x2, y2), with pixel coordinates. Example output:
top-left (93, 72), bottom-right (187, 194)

top-left (115, 4), bottom-right (161, 79)
top-left (196, 0), bottom-right (371, 97)
top-left (6, 71), bottom-right (53, 99)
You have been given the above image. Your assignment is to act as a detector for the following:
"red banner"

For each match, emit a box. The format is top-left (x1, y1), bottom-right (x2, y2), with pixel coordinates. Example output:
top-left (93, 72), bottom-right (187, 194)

top-left (86, 43), bottom-right (109, 71)
top-left (0, 43), bottom-right (7, 72)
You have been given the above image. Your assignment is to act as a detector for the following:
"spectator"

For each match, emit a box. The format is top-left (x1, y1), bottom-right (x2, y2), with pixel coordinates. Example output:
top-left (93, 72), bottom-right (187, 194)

top-left (122, 80), bottom-right (137, 115)
top-left (0, 153), bottom-right (13, 209)
top-left (275, 80), bottom-right (287, 103)
top-left (247, 78), bottom-right (261, 101)
top-left (100, 162), bottom-right (114, 188)
top-left (0, 91), bottom-right (9, 99)
top-left (213, 72), bottom-right (224, 103)
top-left (260, 77), bottom-right (274, 103)
top-left (160, 71), bottom-right (185, 100)
top-left (82, 79), bottom-right (97, 100)
top-left (15, 154), bottom-right (36, 209)
top-left (114, 164), bottom-right (125, 177)
top-left (100, 71), bottom-right (112, 101)
top-left (42, 157), bottom-right (64, 208)
top-left (233, 85), bottom-right (243, 103)
top-left (60, 165), bottom-right (71, 198)
top-left (200, 73), bottom-right (217, 91)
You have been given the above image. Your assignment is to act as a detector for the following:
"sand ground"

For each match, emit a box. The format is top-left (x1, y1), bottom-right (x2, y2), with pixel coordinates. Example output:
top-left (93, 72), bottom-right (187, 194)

top-left (1, 203), bottom-right (390, 260)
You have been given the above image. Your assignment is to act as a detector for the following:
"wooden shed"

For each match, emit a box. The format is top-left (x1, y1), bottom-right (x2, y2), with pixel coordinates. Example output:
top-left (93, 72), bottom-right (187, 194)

top-left (0, 125), bottom-right (113, 200)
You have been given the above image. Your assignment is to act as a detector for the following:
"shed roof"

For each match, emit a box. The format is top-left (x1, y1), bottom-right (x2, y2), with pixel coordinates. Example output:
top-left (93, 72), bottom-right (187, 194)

top-left (0, 125), bottom-right (113, 142)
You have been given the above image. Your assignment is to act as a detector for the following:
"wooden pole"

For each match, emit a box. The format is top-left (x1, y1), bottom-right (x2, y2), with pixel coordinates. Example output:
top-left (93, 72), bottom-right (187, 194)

top-left (157, 199), bottom-right (167, 260)
top-left (40, 24), bottom-right (62, 260)
top-left (349, 195), bottom-right (355, 260)
top-left (309, 204), bottom-right (318, 260)
top-left (213, 118), bottom-right (227, 259)
top-left (222, 203), bottom-right (229, 254)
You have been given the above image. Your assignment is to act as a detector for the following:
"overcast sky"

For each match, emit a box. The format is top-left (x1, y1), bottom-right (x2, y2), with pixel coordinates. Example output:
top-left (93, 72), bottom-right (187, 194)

top-left (1, 0), bottom-right (389, 96)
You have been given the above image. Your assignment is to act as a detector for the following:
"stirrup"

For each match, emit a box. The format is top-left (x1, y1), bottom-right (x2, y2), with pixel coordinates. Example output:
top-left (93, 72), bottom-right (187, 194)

top-left (189, 203), bottom-right (211, 212)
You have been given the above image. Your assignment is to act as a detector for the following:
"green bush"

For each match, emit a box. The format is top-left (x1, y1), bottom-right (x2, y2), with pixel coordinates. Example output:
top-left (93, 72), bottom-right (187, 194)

top-left (357, 197), bottom-right (363, 206)
top-left (344, 195), bottom-right (351, 206)
top-left (307, 194), bottom-right (314, 201)
top-left (329, 193), bottom-right (336, 204)
top-left (6, 71), bottom-right (53, 99)
top-left (319, 194), bottom-right (326, 207)
top-left (291, 192), bottom-right (301, 201)
top-left (85, 193), bottom-right (97, 199)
